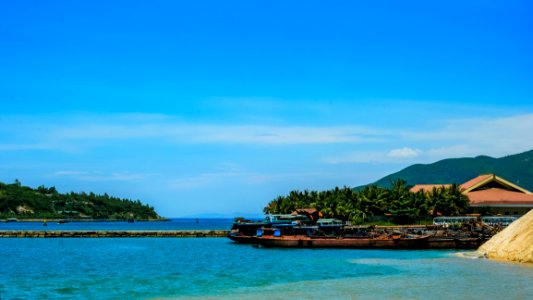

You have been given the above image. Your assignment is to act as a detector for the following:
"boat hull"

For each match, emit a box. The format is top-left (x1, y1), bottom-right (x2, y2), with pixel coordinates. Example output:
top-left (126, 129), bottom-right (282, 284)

top-left (256, 235), bottom-right (434, 249)
top-left (227, 233), bottom-right (258, 244)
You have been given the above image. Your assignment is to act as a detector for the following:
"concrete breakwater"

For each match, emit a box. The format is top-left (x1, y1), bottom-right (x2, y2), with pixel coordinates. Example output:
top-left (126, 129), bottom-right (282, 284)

top-left (0, 230), bottom-right (229, 238)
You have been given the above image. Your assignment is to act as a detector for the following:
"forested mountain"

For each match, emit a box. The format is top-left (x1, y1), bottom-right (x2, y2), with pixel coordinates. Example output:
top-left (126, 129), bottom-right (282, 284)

top-left (0, 180), bottom-right (161, 220)
top-left (370, 149), bottom-right (533, 190)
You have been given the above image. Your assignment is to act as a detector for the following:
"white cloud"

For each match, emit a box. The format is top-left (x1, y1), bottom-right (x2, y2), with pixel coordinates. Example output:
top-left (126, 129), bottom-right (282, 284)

top-left (0, 143), bottom-right (54, 151)
top-left (403, 114), bottom-right (533, 160)
top-left (323, 152), bottom-right (386, 164)
top-left (54, 171), bottom-right (90, 176)
top-left (325, 114), bottom-right (533, 164)
top-left (387, 147), bottom-right (421, 158)
top-left (2, 113), bottom-right (533, 164)
top-left (53, 170), bottom-right (148, 182)
top-left (0, 113), bottom-right (381, 150)
top-left (324, 148), bottom-right (422, 164)
top-left (167, 169), bottom-right (349, 191)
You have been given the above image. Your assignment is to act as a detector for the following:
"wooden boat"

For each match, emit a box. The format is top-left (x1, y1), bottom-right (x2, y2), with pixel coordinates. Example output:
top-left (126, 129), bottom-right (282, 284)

top-left (227, 232), bottom-right (258, 244)
top-left (228, 215), bottom-right (318, 244)
top-left (425, 237), bottom-right (488, 249)
top-left (255, 234), bottom-right (432, 249)
top-left (453, 237), bottom-right (487, 249)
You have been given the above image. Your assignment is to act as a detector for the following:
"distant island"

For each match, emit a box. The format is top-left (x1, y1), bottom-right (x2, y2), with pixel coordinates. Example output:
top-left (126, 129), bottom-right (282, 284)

top-left (0, 180), bottom-right (162, 220)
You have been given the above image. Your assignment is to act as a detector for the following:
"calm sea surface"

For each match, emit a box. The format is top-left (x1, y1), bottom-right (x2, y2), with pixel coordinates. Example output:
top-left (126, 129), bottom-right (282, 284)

top-left (0, 218), bottom-right (234, 231)
top-left (1, 219), bottom-right (532, 299)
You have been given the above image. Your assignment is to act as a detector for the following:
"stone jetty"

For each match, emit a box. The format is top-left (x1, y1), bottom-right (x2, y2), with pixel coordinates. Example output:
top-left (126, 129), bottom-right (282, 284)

top-left (478, 209), bottom-right (533, 263)
top-left (0, 230), bottom-right (229, 238)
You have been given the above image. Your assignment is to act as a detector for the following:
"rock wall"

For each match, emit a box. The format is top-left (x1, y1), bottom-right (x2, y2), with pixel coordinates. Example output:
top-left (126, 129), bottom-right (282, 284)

top-left (478, 209), bottom-right (533, 263)
top-left (0, 230), bottom-right (229, 238)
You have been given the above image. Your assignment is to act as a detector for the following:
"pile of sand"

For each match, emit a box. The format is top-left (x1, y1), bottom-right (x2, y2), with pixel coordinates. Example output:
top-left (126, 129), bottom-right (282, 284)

top-left (478, 209), bottom-right (533, 263)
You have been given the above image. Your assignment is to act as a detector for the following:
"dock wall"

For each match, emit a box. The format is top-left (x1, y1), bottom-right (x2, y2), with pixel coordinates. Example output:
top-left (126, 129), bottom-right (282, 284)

top-left (0, 230), bottom-right (230, 238)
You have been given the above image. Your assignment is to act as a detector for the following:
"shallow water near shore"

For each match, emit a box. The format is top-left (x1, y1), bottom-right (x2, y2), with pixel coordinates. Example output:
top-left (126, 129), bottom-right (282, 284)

top-left (1, 236), bottom-right (532, 299)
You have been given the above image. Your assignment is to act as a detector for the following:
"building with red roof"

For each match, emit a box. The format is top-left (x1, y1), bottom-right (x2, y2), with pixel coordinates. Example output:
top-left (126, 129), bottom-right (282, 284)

top-left (410, 174), bottom-right (533, 215)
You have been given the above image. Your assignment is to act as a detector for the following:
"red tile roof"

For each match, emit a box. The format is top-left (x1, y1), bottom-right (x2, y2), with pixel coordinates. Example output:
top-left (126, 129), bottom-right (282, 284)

top-left (411, 174), bottom-right (533, 207)
top-left (410, 184), bottom-right (452, 193)
top-left (467, 188), bottom-right (533, 206)
top-left (460, 174), bottom-right (494, 191)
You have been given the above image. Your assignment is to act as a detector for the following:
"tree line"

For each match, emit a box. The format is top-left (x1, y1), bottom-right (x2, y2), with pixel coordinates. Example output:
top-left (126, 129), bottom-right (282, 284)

top-left (263, 179), bottom-right (470, 225)
top-left (0, 180), bottom-right (161, 220)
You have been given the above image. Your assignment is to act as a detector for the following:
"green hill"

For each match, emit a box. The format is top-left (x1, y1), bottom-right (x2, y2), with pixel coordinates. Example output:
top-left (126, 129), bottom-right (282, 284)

top-left (370, 149), bottom-right (533, 191)
top-left (0, 180), bottom-right (162, 220)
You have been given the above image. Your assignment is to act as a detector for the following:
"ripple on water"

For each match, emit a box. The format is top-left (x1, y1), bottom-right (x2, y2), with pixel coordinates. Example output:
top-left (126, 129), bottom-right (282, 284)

top-left (1, 239), bottom-right (533, 299)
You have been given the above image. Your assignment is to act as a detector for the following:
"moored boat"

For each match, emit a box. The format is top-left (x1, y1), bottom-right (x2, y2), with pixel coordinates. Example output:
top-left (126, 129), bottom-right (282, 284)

top-left (255, 234), bottom-right (432, 249)
top-left (227, 213), bottom-right (317, 243)
top-left (228, 211), bottom-right (498, 249)
top-left (227, 232), bottom-right (258, 244)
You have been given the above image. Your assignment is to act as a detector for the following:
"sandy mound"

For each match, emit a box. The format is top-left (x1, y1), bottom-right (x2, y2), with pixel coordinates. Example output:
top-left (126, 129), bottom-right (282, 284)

top-left (478, 209), bottom-right (533, 263)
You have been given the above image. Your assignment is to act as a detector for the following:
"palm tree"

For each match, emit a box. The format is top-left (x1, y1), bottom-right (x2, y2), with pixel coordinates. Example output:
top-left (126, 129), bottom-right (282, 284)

top-left (444, 184), bottom-right (469, 216)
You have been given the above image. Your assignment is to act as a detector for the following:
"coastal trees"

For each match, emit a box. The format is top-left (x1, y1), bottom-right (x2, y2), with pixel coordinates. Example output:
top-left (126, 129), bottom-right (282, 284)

top-left (388, 179), bottom-right (419, 224)
top-left (263, 179), bottom-right (471, 225)
top-left (0, 180), bottom-right (161, 220)
top-left (426, 184), bottom-right (469, 217)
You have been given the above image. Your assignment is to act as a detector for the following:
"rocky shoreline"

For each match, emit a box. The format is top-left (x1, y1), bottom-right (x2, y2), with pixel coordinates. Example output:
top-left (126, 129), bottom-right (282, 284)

top-left (478, 209), bottom-right (533, 263)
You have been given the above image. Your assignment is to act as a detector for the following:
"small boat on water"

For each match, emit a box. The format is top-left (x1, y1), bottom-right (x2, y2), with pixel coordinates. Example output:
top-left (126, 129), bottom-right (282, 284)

top-left (228, 213), bottom-right (318, 243)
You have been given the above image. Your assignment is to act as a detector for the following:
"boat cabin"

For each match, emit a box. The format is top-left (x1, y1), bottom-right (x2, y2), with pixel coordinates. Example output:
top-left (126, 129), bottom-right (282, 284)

top-left (481, 216), bottom-right (517, 226)
top-left (316, 219), bottom-right (344, 227)
top-left (265, 214), bottom-right (311, 224)
top-left (433, 216), bottom-right (478, 225)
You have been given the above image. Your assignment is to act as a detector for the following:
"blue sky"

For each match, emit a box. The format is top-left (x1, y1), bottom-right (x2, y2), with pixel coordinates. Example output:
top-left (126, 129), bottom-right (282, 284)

top-left (1, 1), bottom-right (532, 217)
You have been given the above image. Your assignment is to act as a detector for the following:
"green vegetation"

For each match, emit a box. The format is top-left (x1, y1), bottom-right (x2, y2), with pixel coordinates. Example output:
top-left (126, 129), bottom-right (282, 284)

top-left (264, 179), bottom-right (469, 225)
top-left (265, 149), bottom-right (533, 225)
top-left (369, 149), bottom-right (533, 191)
top-left (0, 180), bottom-right (161, 220)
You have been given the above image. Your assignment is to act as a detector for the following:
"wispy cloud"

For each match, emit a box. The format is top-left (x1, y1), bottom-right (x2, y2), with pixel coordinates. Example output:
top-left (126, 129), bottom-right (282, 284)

top-left (387, 147), bottom-right (421, 158)
top-left (0, 143), bottom-right (56, 151)
top-left (0, 113), bottom-right (380, 151)
top-left (53, 170), bottom-right (149, 182)
top-left (167, 169), bottom-right (348, 190)
top-left (2, 113), bottom-right (532, 166)
top-left (54, 124), bottom-right (374, 144)
top-left (406, 114), bottom-right (533, 158)
top-left (325, 114), bottom-right (533, 164)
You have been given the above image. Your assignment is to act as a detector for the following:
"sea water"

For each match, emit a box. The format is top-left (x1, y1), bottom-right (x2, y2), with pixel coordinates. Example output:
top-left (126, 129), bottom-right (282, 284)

top-left (0, 218), bottom-right (234, 231)
top-left (1, 220), bottom-right (532, 299)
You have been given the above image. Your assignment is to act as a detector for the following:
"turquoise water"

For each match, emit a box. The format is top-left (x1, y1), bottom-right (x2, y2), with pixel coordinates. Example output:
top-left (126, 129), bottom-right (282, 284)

top-left (1, 237), bottom-right (532, 299)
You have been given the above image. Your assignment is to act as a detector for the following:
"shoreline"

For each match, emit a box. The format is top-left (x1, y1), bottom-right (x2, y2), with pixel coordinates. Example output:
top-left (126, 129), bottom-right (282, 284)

top-left (0, 218), bottom-right (171, 223)
top-left (0, 230), bottom-right (229, 238)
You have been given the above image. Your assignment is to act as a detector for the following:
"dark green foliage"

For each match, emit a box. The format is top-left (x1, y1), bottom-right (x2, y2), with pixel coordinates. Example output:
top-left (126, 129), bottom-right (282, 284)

top-left (0, 180), bottom-right (161, 220)
top-left (264, 180), bottom-right (469, 225)
top-left (369, 149), bottom-right (533, 191)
